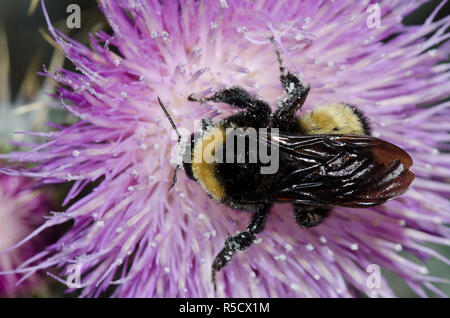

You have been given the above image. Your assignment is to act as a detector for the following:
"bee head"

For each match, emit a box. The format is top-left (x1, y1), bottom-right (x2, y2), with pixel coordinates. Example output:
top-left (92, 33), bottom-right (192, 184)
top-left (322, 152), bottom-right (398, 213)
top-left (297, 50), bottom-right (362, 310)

top-left (183, 132), bottom-right (199, 181)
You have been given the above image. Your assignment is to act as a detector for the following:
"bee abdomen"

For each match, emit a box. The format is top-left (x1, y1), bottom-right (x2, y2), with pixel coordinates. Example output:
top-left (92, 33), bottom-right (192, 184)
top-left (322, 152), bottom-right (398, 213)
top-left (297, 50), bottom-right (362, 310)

top-left (298, 103), bottom-right (371, 135)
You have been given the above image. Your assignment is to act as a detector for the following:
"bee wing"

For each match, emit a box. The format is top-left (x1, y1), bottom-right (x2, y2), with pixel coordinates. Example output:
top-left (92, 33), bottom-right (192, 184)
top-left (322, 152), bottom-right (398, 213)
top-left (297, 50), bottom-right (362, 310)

top-left (264, 133), bottom-right (414, 207)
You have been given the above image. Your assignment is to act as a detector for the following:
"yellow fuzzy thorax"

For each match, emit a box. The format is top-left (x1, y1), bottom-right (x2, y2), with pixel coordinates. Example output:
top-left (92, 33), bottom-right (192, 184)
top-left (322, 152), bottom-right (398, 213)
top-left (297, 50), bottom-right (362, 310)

top-left (191, 125), bottom-right (226, 201)
top-left (299, 103), bottom-right (366, 135)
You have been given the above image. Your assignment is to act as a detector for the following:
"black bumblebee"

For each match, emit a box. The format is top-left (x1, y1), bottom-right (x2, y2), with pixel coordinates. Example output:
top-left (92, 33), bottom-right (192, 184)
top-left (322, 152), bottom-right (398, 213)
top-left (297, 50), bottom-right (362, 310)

top-left (157, 38), bottom-right (414, 289)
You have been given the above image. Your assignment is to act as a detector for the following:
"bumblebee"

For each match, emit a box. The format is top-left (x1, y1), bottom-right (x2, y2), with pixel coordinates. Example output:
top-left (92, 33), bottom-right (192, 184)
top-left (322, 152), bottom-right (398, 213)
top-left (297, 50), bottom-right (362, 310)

top-left (157, 38), bottom-right (414, 289)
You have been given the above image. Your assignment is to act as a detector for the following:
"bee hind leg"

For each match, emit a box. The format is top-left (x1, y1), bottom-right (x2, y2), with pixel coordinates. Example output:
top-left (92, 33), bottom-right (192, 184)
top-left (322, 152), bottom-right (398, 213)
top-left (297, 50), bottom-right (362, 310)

top-left (211, 204), bottom-right (270, 291)
top-left (293, 204), bottom-right (331, 228)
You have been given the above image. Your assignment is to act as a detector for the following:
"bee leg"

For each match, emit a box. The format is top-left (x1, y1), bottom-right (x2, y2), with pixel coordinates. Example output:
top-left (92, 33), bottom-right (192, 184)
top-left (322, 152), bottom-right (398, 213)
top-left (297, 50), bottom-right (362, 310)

top-left (269, 36), bottom-right (310, 95)
top-left (189, 86), bottom-right (256, 109)
top-left (190, 86), bottom-right (272, 128)
top-left (272, 73), bottom-right (310, 131)
top-left (293, 205), bottom-right (331, 228)
top-left (269, 36), bottom-right (286, 77)
top-left (269, 38), bottom-right (310, 131)
top-left (211, 204), bottom-right (269, 291)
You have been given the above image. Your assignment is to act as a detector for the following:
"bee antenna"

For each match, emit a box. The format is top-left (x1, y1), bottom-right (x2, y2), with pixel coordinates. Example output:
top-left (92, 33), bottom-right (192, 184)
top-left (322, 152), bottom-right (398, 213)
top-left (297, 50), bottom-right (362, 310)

top-left (157, 97), bottom-right (181, 143)
top-left (169, 167), bottom-right (178, 190)
top-left (157, 97), bottom-right (181, 190)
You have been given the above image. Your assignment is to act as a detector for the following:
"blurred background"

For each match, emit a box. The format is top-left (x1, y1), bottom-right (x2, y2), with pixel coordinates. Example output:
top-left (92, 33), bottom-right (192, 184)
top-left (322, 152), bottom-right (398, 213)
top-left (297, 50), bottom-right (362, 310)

top-left (0, 0), bottom-right (448, 297)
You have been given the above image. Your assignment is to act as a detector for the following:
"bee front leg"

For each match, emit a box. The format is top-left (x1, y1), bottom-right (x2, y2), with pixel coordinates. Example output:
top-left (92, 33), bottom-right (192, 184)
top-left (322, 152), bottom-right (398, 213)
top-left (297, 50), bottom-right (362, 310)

top-left (189, 86), bottom-right (272, 128)
top-left (211, 204), bottom-right (270, 291)
top-left (189, 86), bottom-right (257, 109)
top-left (293, 204), bottom-right (331, 228)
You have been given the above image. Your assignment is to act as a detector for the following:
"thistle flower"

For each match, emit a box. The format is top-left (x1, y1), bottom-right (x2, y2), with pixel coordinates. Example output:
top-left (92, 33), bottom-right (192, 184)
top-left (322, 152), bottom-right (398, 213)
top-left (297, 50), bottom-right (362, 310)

top-left (1, 0), bottom-right (449, 297)
top-left (0, 173), bottom-right (52, 297)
